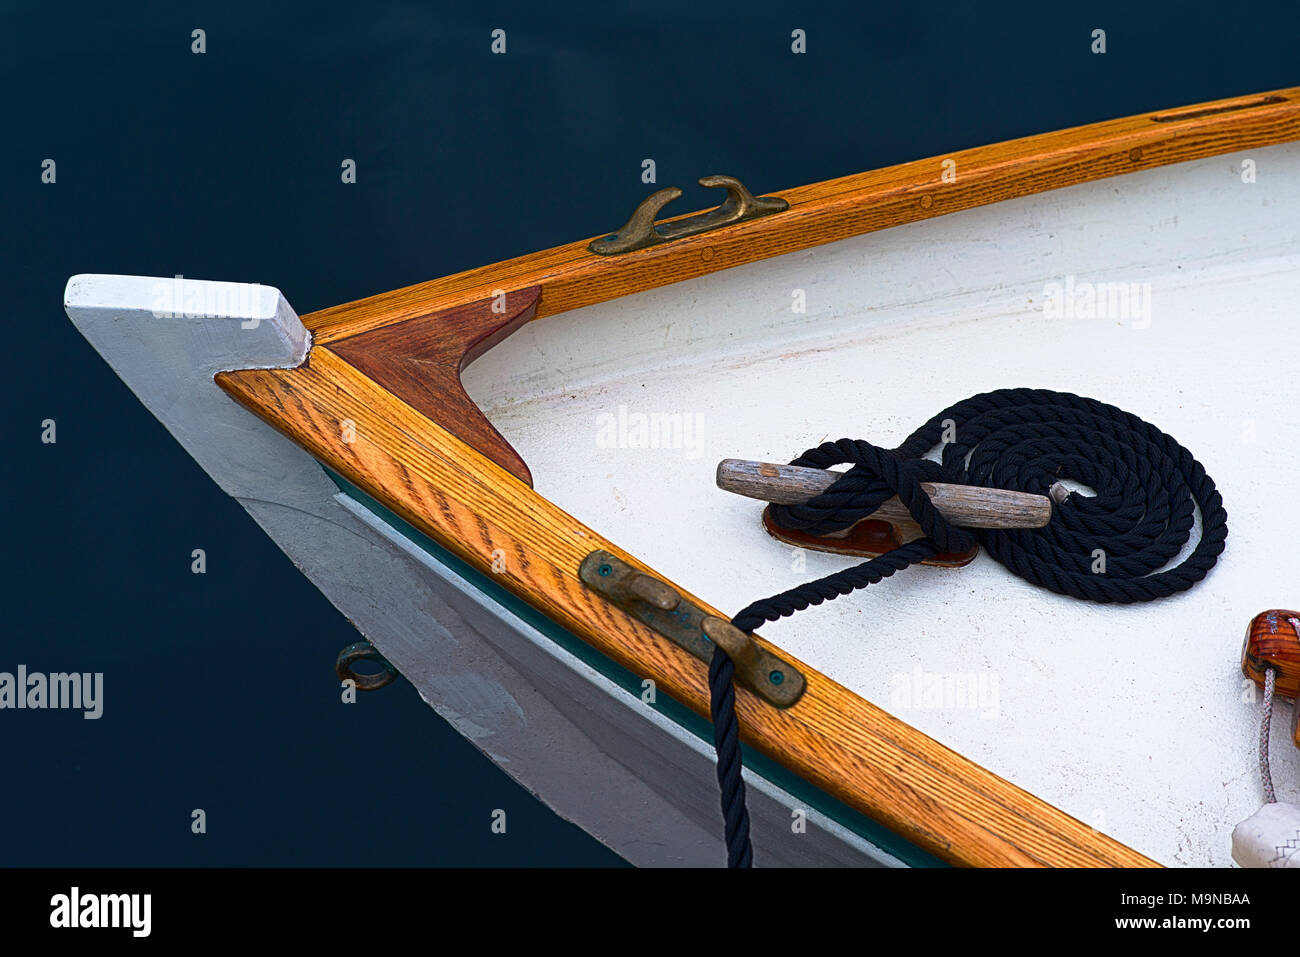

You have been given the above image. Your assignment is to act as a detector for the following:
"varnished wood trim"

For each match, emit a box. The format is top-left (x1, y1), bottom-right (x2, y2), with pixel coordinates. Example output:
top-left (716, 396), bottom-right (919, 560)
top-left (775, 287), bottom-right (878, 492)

top-left (202, 91), bottom-right (1300, 865)
top-left (331, 286), bottom-right (540, 485)
top-left (216, 349), bottom-right (1157, 867)
top-left (1242, 610), bottom-right (1300, 699)
top-left (304, 86), bottom-right (1300, 345)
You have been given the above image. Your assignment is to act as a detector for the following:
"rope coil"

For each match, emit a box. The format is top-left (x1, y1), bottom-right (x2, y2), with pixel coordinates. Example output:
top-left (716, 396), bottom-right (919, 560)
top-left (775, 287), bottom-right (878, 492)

top-left (711, 388), bottom-right (1228, 866)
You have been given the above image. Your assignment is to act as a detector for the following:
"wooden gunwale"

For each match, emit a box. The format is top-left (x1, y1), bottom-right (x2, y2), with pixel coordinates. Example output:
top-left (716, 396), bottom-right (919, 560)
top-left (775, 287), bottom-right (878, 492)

top-left (304, 87), bottom-right (1299, 345)
top-left (216, 87), bottom-right (1300, 867)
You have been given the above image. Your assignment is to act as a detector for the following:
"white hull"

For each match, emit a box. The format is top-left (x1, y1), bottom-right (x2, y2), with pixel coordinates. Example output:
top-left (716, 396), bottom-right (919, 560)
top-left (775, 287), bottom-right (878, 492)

top-left (63, 276), bottom-right (896, 867)
top-left (65, 140), bottom-right (1300, 867)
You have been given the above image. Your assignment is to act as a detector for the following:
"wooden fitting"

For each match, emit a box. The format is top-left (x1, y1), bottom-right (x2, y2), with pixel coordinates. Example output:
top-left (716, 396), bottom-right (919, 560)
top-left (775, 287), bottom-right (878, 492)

top-left (1242, 609), bottom-right (1300, 699)
top-left (716, 457), bottom-right (1053, 565)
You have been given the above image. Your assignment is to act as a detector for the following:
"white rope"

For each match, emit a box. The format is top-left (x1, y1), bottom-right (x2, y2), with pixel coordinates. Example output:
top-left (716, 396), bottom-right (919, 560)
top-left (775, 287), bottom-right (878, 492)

top-left (1260, 666), bottom-right (1277, 804)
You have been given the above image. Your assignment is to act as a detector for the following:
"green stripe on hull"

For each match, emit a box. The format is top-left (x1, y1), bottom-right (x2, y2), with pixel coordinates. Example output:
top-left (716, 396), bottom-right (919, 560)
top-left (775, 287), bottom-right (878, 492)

top-left (327, 467), bottom-right (945, 868)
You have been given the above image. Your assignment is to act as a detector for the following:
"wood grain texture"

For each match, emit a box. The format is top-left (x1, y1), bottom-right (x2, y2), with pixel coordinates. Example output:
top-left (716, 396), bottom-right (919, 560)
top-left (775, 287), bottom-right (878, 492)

top-left (330, 287), bottom-right (540, 485)
top-left (1242, 609), bottom-right (1300, 699)
top-left (200, 91), bottom-right (1300, 867)
top-left (216, 348), bottom-right (1156, 867)
top-left (302, 87), bottom-right (1300, 345)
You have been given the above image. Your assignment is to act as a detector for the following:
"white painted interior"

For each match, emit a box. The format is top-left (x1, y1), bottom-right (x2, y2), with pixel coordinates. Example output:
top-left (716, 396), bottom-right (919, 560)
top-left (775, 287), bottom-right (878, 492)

top-left (463, 143), bottom-right (1300, 866)
top-left (64, 274), bottom-right (894, 867)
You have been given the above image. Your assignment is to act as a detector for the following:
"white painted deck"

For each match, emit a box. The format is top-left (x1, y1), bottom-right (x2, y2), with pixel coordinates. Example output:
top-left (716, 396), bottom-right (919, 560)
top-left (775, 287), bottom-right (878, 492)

top-left (464, 143), bottom-right (1300, 866)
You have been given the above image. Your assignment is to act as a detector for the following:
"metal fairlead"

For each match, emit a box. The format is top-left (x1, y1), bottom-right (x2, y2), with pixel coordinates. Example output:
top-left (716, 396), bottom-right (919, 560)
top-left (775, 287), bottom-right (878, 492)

top-left (578, 550), bottom-right (806, 708)
top-left (336, 641), bottom-right (398, 691)
top-left (588, 175), bottom-right (789, 256)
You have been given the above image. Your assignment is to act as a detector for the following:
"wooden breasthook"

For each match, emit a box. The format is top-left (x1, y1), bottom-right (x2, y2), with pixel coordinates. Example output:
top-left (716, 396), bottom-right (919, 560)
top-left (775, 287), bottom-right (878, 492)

top-left (330, 287), bottom-right (541, 486)
top-left (213, 86), bottom-right (1300, 868)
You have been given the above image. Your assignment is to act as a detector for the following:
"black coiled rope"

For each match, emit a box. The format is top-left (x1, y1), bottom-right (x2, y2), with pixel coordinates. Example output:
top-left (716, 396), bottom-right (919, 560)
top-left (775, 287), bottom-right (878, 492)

top-left (709, 388), bottom-right (1228, 867)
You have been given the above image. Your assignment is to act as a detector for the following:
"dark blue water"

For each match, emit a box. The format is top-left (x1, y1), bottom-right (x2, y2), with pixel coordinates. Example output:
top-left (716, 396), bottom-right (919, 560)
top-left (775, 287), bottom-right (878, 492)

top-left (4, 1), bottom-right (1295, 865)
